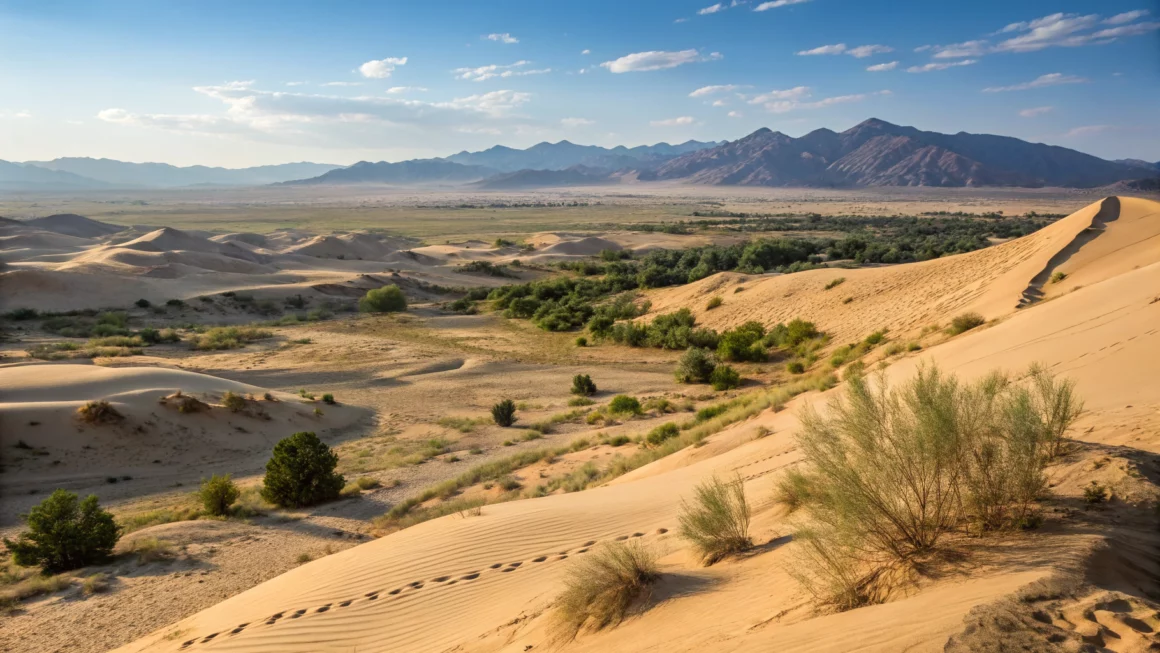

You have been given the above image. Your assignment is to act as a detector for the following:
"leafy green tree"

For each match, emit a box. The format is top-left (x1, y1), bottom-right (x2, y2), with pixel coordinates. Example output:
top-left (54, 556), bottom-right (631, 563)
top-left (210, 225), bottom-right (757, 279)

top-left (675, 348), bottom-right (717, 384)
top-left (358, 285), bottom-right (407, 313)
top-left (261, 432), bottom-right (345, 508)
top-left (4, 490), bottom-right (121, 572)
top-left (199, 474), bottom-right (240, 516)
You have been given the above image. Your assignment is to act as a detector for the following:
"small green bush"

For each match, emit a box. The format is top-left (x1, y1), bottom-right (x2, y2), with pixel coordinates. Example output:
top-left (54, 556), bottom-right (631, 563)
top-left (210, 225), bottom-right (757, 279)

top-left (947, 312), bottom-right (985, 336)
top-left (608, 395), bottom-right (642, 415)
top-left (571, 374), bottom-right (597, 396)
top-left (575, 336), bottom-right (588, 347)
top-left (198, 474), bottom-right (239, 516)
top-left (675, 348), bottom-right (717, 384)
top-left (706, 296), bottom-right (723, 310)
top-left (261, 432), bottom-right (345, 508)
top-left (710, 365), bottom-right (741, 391)
top-left (679, 476), bottom-right (752, 564)
top-left (321, 393), bottom-right (336, 405)
top-left (1083, 481), bottom-right (1107, 504)
top-left (221, 391), bottom-right (247, 413)
top-left (824, 277), bottom-right (846, 290)
top-left (492, 399), bottom-right (517, 427)
top-left (786, 361), bottom-right (806, 375)
top-left (358, 285), bottom-right (407, 313)
top-left (3, 490), bottom-right (120, 573)
top-left (1049, 271), bottom-right (1067, 284)
top-left (646, 422), bottom-right (680, 447)
top-left (135, 298), bottom-right (151, 308)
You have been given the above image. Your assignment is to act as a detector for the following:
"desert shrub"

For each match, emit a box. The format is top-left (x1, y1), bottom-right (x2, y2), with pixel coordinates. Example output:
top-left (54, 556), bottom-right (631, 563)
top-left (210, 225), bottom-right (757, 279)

top-left (706, 296), bottom-right (723, 310)
top-left (675, 348), bottom-right (717, 384)
top-left (76, 400), bottom-right (122, 424)
top-left (786, 364), bottom-right (1081, 607)
top-left (189, 326), bottom-right (272, 350)
top-left (134, 298), bottom-right (151, 308)
top-left (82, 572), bottom-right (111, 595)
top-left (717, 322), bottom-right (767, 362)
top-left (198, 474), bottom-right (239, 516)
top-left (608, 395), bottom-right (642, 415)
top-left (824, 277), bottom-right (846, 290)
top-left (165, 299), bottom-right (184, 307)
top-left (555, 541), bottom-right (659, 638)
top-left (492, 399), bottom-right (517, 427)
top-left (774, 468), bottom-right (814, 512)
top-left (1083, 481), bottom-right (1107, 504)
top-left (678, 476), bottom-right (752, 564)
top-left (3, 490), bottom-right (121, 573)
top-left (571, 374), bottom-right (597, 396)
top-left (261, 432), bottom-right (346, 508)
top-left (358, 285), bottom-right (407, 313)
top-left (1049, 271), bottom-right (1067, 284)
top-left (221, 391), bottom-right (247, 413)
top-left (864, 330), bottom-right (886, 346)
top-left (129, 537), bottom-right (174, 564)
top-left (322, 393), bottom-right (336, 405)
top-left (765, 318), bottom-right (819, 349)
top-left (5, 307), bottom-right (39, 320)
top-left (569, 396), bottom-right (595, 407)
top-left (947, 312), bottom-right (985, 336)
top-left (710, 364), bottom-right (741, 391)
top-left (645, 422), bottom-right (680, 447)
top-left (786, 361), bottom-right (805, 375)
top-left (1026, 363), bottom-right (1084, 460)
top-left (575, 336), bottom-right (588, 347)
top-left (498, 475), bottom-right (522, 491)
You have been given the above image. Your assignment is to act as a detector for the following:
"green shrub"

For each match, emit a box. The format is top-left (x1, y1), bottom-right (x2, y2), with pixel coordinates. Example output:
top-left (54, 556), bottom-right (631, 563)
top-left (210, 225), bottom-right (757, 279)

top-left (706, 296), bottom-right (723, 310)
top-left (198, 474), bottom-right (239, 516)
top-left (555, 541), bottom-right (659, 638)
top-left (3, 490), bottom-right (120, 573)
top-left (492, 399), bottom-right (517, 427)
top-left (864, 330), bottom-right (886, 346)
top-left (189, 327), bottom-right (272, 350)
top-left (947, 312), bottom-right (985, 336)
top-left (221, 391), bottom-right (247, 412)
top-left (321, 393), bottom-right (336, 405)
top-left (645, 422), bottom-right (680, 446)
top-left (575, 336), bottom-right (588, 347)
top-left (786, 361), bottom-right (806, 375)
top-left (717, 321), bottom-right (767, 362)
top-left (135, 298), bottom-right (151, 308)
top-left (678, 476), bottom-right (752, 564)
top-left (569, 396), bottom-right (595, 407)
top-left (261, 432), bottom-right (345, 508)
top-left (1049, 271), bottom-right (1067, 284)
top-left (824, 277), bottom-right (846, 290)
top-left (608, 395), bottom-right (642, 415)
top-left (710, 365), bottom-right (741, 391)
top-left (358, 285), bottom-right (407, 313)
top-left (675, 348), bottom-right (717, 384)
top-left (571, 374), bottom-right (597, 396)
top-left (76, 400), bottom-right (123, 424)
top-left (1083, 481), bottom-right (1107, 504)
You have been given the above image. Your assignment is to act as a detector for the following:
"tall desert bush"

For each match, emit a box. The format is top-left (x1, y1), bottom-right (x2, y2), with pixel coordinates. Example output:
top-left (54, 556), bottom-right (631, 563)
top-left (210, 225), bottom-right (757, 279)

top-left (3, 490), bottom-right (121, 573)
top-left (555, 541), bottom-right (659, 638)
top-left (678, 476), bottom-right (752, 564)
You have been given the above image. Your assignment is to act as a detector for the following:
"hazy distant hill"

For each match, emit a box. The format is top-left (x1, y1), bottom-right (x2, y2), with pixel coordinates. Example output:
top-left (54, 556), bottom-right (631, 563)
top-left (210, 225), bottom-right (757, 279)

top-left (473, 166), bottom-right (612, 190)
top-left (443, 139), bottom-right (721, 173)
top-left (0, 159), bottom-right (110, 191)
top-left (23, 158), bottom-right (340, 188)
top-left (643, 119), bottom-right (1145, 188)
top-left (280, 159), bottom-right (496, 185)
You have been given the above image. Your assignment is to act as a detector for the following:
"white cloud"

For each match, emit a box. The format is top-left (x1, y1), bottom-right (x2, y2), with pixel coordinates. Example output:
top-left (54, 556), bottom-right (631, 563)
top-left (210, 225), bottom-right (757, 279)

top-left (561, 117), bottom-right (595, 127)
top-left (485, 33), bottom-right (519, 44)
top-left (454, 60), bottom-right (550, 82)
top-left (285, 81), bottom-right (308, 87)
top-left (914, 45), bottom-right (933, 52)
top-left (847, 44), bottom-right (893, 58)
top-left (650, 116), bottom-right (695, 127)
top-left (689, 84), bottom-right (743, 97)
top-left (754, 0), bottom-right (811, 10)
top-left (1018, 106), bottom-right (1053, 117)
top-left (982, 72), bottom-right (1087, 92)
top-left (866, 61), bottom-right (898, 72)
top-left (1, 110), bottom-right (32, 119)
top-left (932, 40), bottom-right (989, 58)
top-left (1105, 10), bottom-right (1149, 25)
top-left (1063, 124), bottom-right (1112, 137)
top-left (907, 59), bottom-right (977, 73)
top-left (1091, 21), bottom-right (1160, 38)
top-left (385, 86), bottom-right (427, 94)
top-left (994, 13), bottom-right (1103, 52)
top-left (747, 87), bottom-right (889, 113)
top-left (359, 57), bottom-right (408, 79)
top-left (581, 49), bottom-right (591, 55)
top-left (727, 110), bottom-right (743, 118)
top-left (797, 43), bottom-right (891, 58)
top-left (674, 17), bottom-right (689, 23)
top-left (711, 99), bottom-right (728, 107)
top-left (699, 3), bottom-right (725, 14)
top-left (797, 43), bottom-right (846, 55)
top-left (322, 81), bottom-right (363, 87)
top-left (600, 49), bottom-right (721, 73)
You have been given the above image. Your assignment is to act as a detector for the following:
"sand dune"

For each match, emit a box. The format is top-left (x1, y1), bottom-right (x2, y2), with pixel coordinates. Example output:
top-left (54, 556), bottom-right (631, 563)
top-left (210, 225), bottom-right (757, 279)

top-left (114, 197), bottom-right (1160, 653)
top-left (21, 213), bottom-right (126, 238)
top-left (118, 228), bottom-right (268, 264)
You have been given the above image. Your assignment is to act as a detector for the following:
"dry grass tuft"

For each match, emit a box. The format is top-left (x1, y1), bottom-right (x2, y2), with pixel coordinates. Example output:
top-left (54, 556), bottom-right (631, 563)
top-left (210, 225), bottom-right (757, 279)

top-left (555, 541), bottom-right (659, 639)
top-left (76, 400), bottom-right (123, 424)
top-left (678, 476), bottom-right (752, 564)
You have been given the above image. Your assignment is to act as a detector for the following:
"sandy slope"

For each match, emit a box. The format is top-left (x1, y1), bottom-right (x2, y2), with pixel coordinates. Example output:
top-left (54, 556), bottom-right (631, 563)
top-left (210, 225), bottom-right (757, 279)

top-left (112, 198), bottom-right (1160, 653)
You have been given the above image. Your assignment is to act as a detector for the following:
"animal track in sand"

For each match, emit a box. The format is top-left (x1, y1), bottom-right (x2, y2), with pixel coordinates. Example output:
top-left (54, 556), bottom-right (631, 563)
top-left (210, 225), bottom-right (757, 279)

top-left (178, 528), bottom-right (672, 648)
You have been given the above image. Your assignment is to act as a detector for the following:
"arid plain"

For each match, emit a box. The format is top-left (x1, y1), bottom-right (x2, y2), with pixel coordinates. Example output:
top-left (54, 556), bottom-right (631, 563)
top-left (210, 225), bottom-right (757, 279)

top-left (2, 185), bottom-right (1159, 653)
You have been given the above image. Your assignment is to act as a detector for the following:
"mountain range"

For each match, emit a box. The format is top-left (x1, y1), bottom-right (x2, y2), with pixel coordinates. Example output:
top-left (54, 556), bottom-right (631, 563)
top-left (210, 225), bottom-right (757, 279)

top-left (3, 121), bottom-right (1155, 191)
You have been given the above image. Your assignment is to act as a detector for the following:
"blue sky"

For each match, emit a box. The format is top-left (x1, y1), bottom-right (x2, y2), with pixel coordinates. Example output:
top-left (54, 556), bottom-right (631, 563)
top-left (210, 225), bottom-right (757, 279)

top-left (1, 0), bottom-right (1157, 167)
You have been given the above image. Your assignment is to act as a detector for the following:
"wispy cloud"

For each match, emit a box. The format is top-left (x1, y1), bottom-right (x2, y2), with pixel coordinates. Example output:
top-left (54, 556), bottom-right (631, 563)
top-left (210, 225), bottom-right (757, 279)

top-left (727, 110), bottom-right (743, 118)
top-left (285, 81), bottom-right (308, 87)
top-left (454, 60), bottom-right (550, 82)
top-left (796, 43), bottom-right (892, 58)
top-left (689, 84), bottom-right (744, 97)
top-left (484, 33), bottom-right (519, 44)
top-left (931, 40), bottom-right (989, 58)
top-left (1018, 106), bottom-right (1053, 117)
top-left (982, 72), bottom-right (1087, 92)
top-left (907, 59), bottom-right (977, 73)
top-left (866, 61), bottom-right (898, 72)
top-left (747, 87), bottom-right (890, 113)
top-left (601, 50), bottom-right (722, 73)
top-left (359, 57), bottom-right (408, 79)
top-left (1063, 124), bottom-right (1112, 137)
top-left (1105, 9), bottom-right (1149, 25)
top-left (650, 116), bottom-right (695, 127)
top-left (993, 11), bottom-right (1157, 52)
top-left (560, 117), bottom-right (595, 127)
top-left (754, 0), bottom-right (811, 10)
top-left (698, 3), bottom-right (725, 14)
top-left (581, 49), bottom-right (591, 55)
top-left (385, 86), bottom-right (427, 94)
top-left (322, 81), bottom-right (363, 87)
top-left (1, 110), bottom-right (32, 119)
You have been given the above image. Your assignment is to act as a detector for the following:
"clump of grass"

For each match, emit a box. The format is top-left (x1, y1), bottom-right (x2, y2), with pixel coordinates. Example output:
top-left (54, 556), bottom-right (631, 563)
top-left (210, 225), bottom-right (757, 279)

top-left (0, 567), bottom-right (73, 609)
top-left (824, 277), bottom-right (846, 290)
top-left (321, 393), bottom-right (336, 405)
top-left (946, 312), bottom-right (985, 336)
top-left (1049, 271), bottom-right (1067, 284)
top-left (221, 391), bottom-right (247, 413)
top-left (189, 326), bottom-right (273, 351)
top-left (128, 537), bottom-right (175, 564)
top-left (118, 506), bottom-right (203, 533)
top-left (438, 416), bottom-right (489, 433)
top-left (608, 395), bottom-right (642, 416)
top-left (296, 552), bottom-right (313, 564)
top-left (568, 396), bottom-right (595, 407)
top-left (160, 390), bottom-right (209, 414)
top-left (555, 541), bottom-right (659, 639)
top-left (1083, 481), bottom-right (1107, 504)
top-left (706, 296), bottom-right (723, 310)
top-left (81, 572), bottom-right (111, 595)
top-left (678, 476), bottom-right (752, 564)
top-left (76, 400), bottom-right (123, 425)
top-left (492, 399), bottom-right (517, 427)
